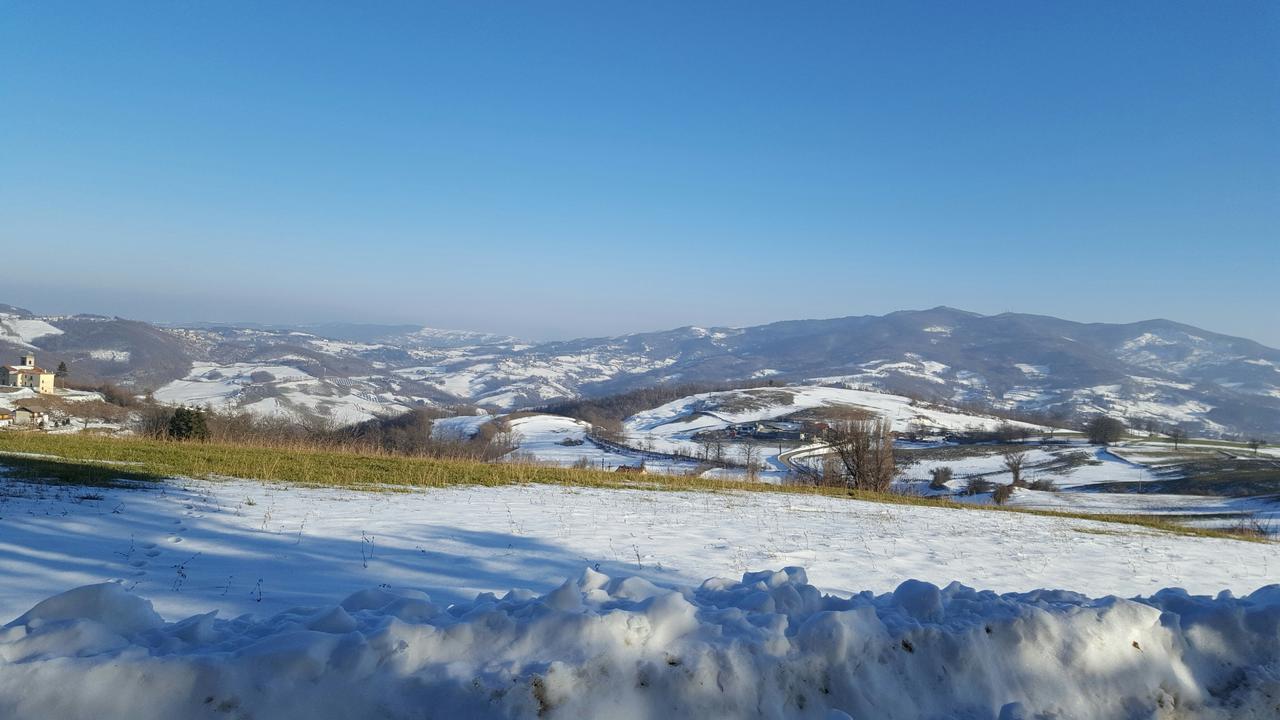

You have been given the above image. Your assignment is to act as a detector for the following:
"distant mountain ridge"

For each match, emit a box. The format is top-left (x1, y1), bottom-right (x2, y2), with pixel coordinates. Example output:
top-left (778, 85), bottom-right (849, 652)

top-left (3, 305), bottom-right (1277, 437)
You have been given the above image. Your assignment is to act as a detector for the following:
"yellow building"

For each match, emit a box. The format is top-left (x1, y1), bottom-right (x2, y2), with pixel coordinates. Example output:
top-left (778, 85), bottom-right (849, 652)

top-left (2, 355), bottom-right (56, 394)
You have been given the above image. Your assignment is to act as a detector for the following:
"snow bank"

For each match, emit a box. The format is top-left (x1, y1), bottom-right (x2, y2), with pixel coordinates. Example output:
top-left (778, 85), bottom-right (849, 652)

top-left (2, 570), bottom-right (1277, 719)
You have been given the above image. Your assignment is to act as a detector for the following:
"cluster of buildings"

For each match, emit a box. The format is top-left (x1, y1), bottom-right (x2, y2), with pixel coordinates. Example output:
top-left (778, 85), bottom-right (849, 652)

top-left (0, 354), bottom-right (55, 428)
top-left (702, 419), bottom-right (830, 442)
top-left (0, 406), bottom-right (47, 428)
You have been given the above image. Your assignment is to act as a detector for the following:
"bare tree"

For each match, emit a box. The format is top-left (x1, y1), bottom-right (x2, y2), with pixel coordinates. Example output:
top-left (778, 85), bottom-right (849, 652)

top-left (995, 422), bottom-right (1029, 443)
top-left (993, 483), bottom-right (1014, 504)
top-left (826, 418), bottom-right (897, 492)
top-left (695, 437), bottom-right (713, 463)
top-left (904, 421), bottom-right (930, 441)
top-left (292, 407), bottom-right (337, 437)
top-left (711, 437), bottom-right (727, 465)
top-left (135, 403), bottom-right (176, 439)
top-left (1167, 426), bottom-right (1188, 451)
top-left (928, 466), bottom-right (953, 490)
top-left (965, 477), bottom-right (994, 495)
top-left (742, 443), bottom-right (760, 482)
top-left (819, 454), bottom-right (842, 486)
top-left (1247, 438), bottom-right (1266, 456)
top-left (1003, 448), bottom-right (1030, 487)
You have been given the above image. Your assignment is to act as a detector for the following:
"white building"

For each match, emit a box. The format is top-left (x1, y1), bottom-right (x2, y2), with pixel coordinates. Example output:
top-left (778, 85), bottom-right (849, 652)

top-left (2, 355), bottom-right (56, 394)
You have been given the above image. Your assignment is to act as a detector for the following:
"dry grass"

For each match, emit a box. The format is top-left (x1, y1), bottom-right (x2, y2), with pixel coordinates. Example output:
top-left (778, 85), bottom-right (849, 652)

top-left (0, 431), bottom-right (1267, 543)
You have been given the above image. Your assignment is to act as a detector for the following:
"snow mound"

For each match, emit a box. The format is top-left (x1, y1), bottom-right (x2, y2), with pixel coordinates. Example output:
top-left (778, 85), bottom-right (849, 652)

top-left (1, 571), bottom-right (1277, 719)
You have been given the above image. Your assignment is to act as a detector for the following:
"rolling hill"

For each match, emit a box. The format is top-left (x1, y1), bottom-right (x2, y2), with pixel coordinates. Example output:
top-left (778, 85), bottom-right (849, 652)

top-left (3, 305), bottom-right (1277, 437)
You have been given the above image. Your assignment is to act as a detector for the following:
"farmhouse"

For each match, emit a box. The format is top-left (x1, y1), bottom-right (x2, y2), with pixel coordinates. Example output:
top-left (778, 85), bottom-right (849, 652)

top-left (2, 355), bottom-right (56, 394)
top-left (711, 420), bottom-right (811, 441)
top-left (12, 406), bottom-right (47, 427)
top-left (0, 409), bottom-right (11, 426)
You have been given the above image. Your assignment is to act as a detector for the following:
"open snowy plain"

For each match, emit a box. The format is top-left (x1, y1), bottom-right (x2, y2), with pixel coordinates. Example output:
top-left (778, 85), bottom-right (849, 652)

top-left (0, 467), bottom-right (1277, 719)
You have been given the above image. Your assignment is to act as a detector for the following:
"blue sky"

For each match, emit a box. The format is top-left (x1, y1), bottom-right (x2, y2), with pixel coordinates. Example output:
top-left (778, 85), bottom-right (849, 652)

top-left (2, 2), bottom-right (1277, 344)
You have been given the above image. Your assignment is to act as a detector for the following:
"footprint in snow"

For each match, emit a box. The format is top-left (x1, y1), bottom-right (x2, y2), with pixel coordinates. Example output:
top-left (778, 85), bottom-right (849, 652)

top-left (145, 549), bottom-right (161, 557)
top-left (168, 537), bottom-right (183, 544)
top-left (141, 542), bottom-right (156, 549)
top-left (129, 559), bottom-right (147, 568)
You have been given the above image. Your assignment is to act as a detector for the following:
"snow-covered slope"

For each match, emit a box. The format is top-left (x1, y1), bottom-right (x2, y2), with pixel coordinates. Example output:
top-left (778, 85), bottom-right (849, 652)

top-left (388, 326), bottom-right (520, 349)
top-left (4, 476), bottom-right (1275, 620)
top-left (267, 310), bottom-right (1280, 436)
top-left (6, 303), bottom-right (1279, 436)
top-left (503, 414), bottom-right (700, 474)
top-left (153, 360), bottom-right (414, 425)
top-left (0, 474), bottom-right (1277, 720)
top-left (0, 313), bottom-right (62, 347)
top-left (622, 385), bottom-right (1042, 457)
top-left (500, 385), bottom-right (1277, 528)
top-left (392, 308), bottom-right (1280, 437)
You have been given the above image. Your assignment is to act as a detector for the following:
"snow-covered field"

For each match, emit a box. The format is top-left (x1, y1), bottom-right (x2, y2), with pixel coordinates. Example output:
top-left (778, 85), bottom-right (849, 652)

top-left (430, 413), bottom-right (495, 440)
top-left (0, 387), bottom-right (39, 410)
top-left (394, 347), bottom-right (681, 409)
top-left (896, 444), bottom-right (1167, 494)
top-left (3, 472), bottom-right (1275, 621)
top-left (0, 470), bottom-right (1277, 719)
top-left (899, 442), bottom-right (1280, 529)
top-left (154, 362), bottom-right (317, 407)
top-left (502, 385), bottom-right (1048, 478)
top-left (2, 384), bottom-right (1276, 716)
top-left (154, 361), bottom-right (411, 425)
top-left (497, 385), bottom-right (1279, 531)
top-left (504, 414), bottom-right (701, 474)
top-left (622, 385), bottom-right (1043, 459)
top-left (0, 313), bottom-right (62, 347)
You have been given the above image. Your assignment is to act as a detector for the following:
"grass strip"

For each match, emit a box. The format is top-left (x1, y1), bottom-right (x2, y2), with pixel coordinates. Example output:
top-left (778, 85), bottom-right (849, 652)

top-left (0, 432), bottom-right (1266, 543)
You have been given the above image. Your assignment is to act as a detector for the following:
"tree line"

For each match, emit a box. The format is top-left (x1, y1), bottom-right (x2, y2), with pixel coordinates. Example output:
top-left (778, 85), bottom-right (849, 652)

top-left (134, 404), bottom-right (516, 460)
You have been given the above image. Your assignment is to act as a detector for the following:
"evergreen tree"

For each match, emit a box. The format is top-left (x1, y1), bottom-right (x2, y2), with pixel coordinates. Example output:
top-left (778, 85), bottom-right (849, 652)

top-left (167, 407), bottom-right (210, 441)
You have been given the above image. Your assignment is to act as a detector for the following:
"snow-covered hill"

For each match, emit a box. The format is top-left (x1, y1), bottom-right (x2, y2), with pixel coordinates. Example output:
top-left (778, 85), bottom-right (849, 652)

top-left (4, 304), bottom-right (1279, 436)
top-left (0, 312), bottom-right (62, 347)
top-left (622, 385), bottom-right (1042, 456)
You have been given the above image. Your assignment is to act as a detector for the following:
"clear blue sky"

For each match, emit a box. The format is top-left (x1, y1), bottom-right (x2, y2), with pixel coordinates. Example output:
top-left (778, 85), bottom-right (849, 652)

top-left (2, 2), bottom-right (1277, 344)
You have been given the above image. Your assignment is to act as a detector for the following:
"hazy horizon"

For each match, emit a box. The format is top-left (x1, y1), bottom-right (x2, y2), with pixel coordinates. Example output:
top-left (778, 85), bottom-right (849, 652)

top-left (5, 291), bottom-right (1279, 350)
top-left (3, 2), bottom-right (1277, 344)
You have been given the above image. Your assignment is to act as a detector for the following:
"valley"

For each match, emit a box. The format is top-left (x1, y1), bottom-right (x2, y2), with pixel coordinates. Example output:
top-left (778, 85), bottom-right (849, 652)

top-left (5, 302), bottom-right (1278, 536)
top-left (4, 304), bottom-right (1279, 438)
